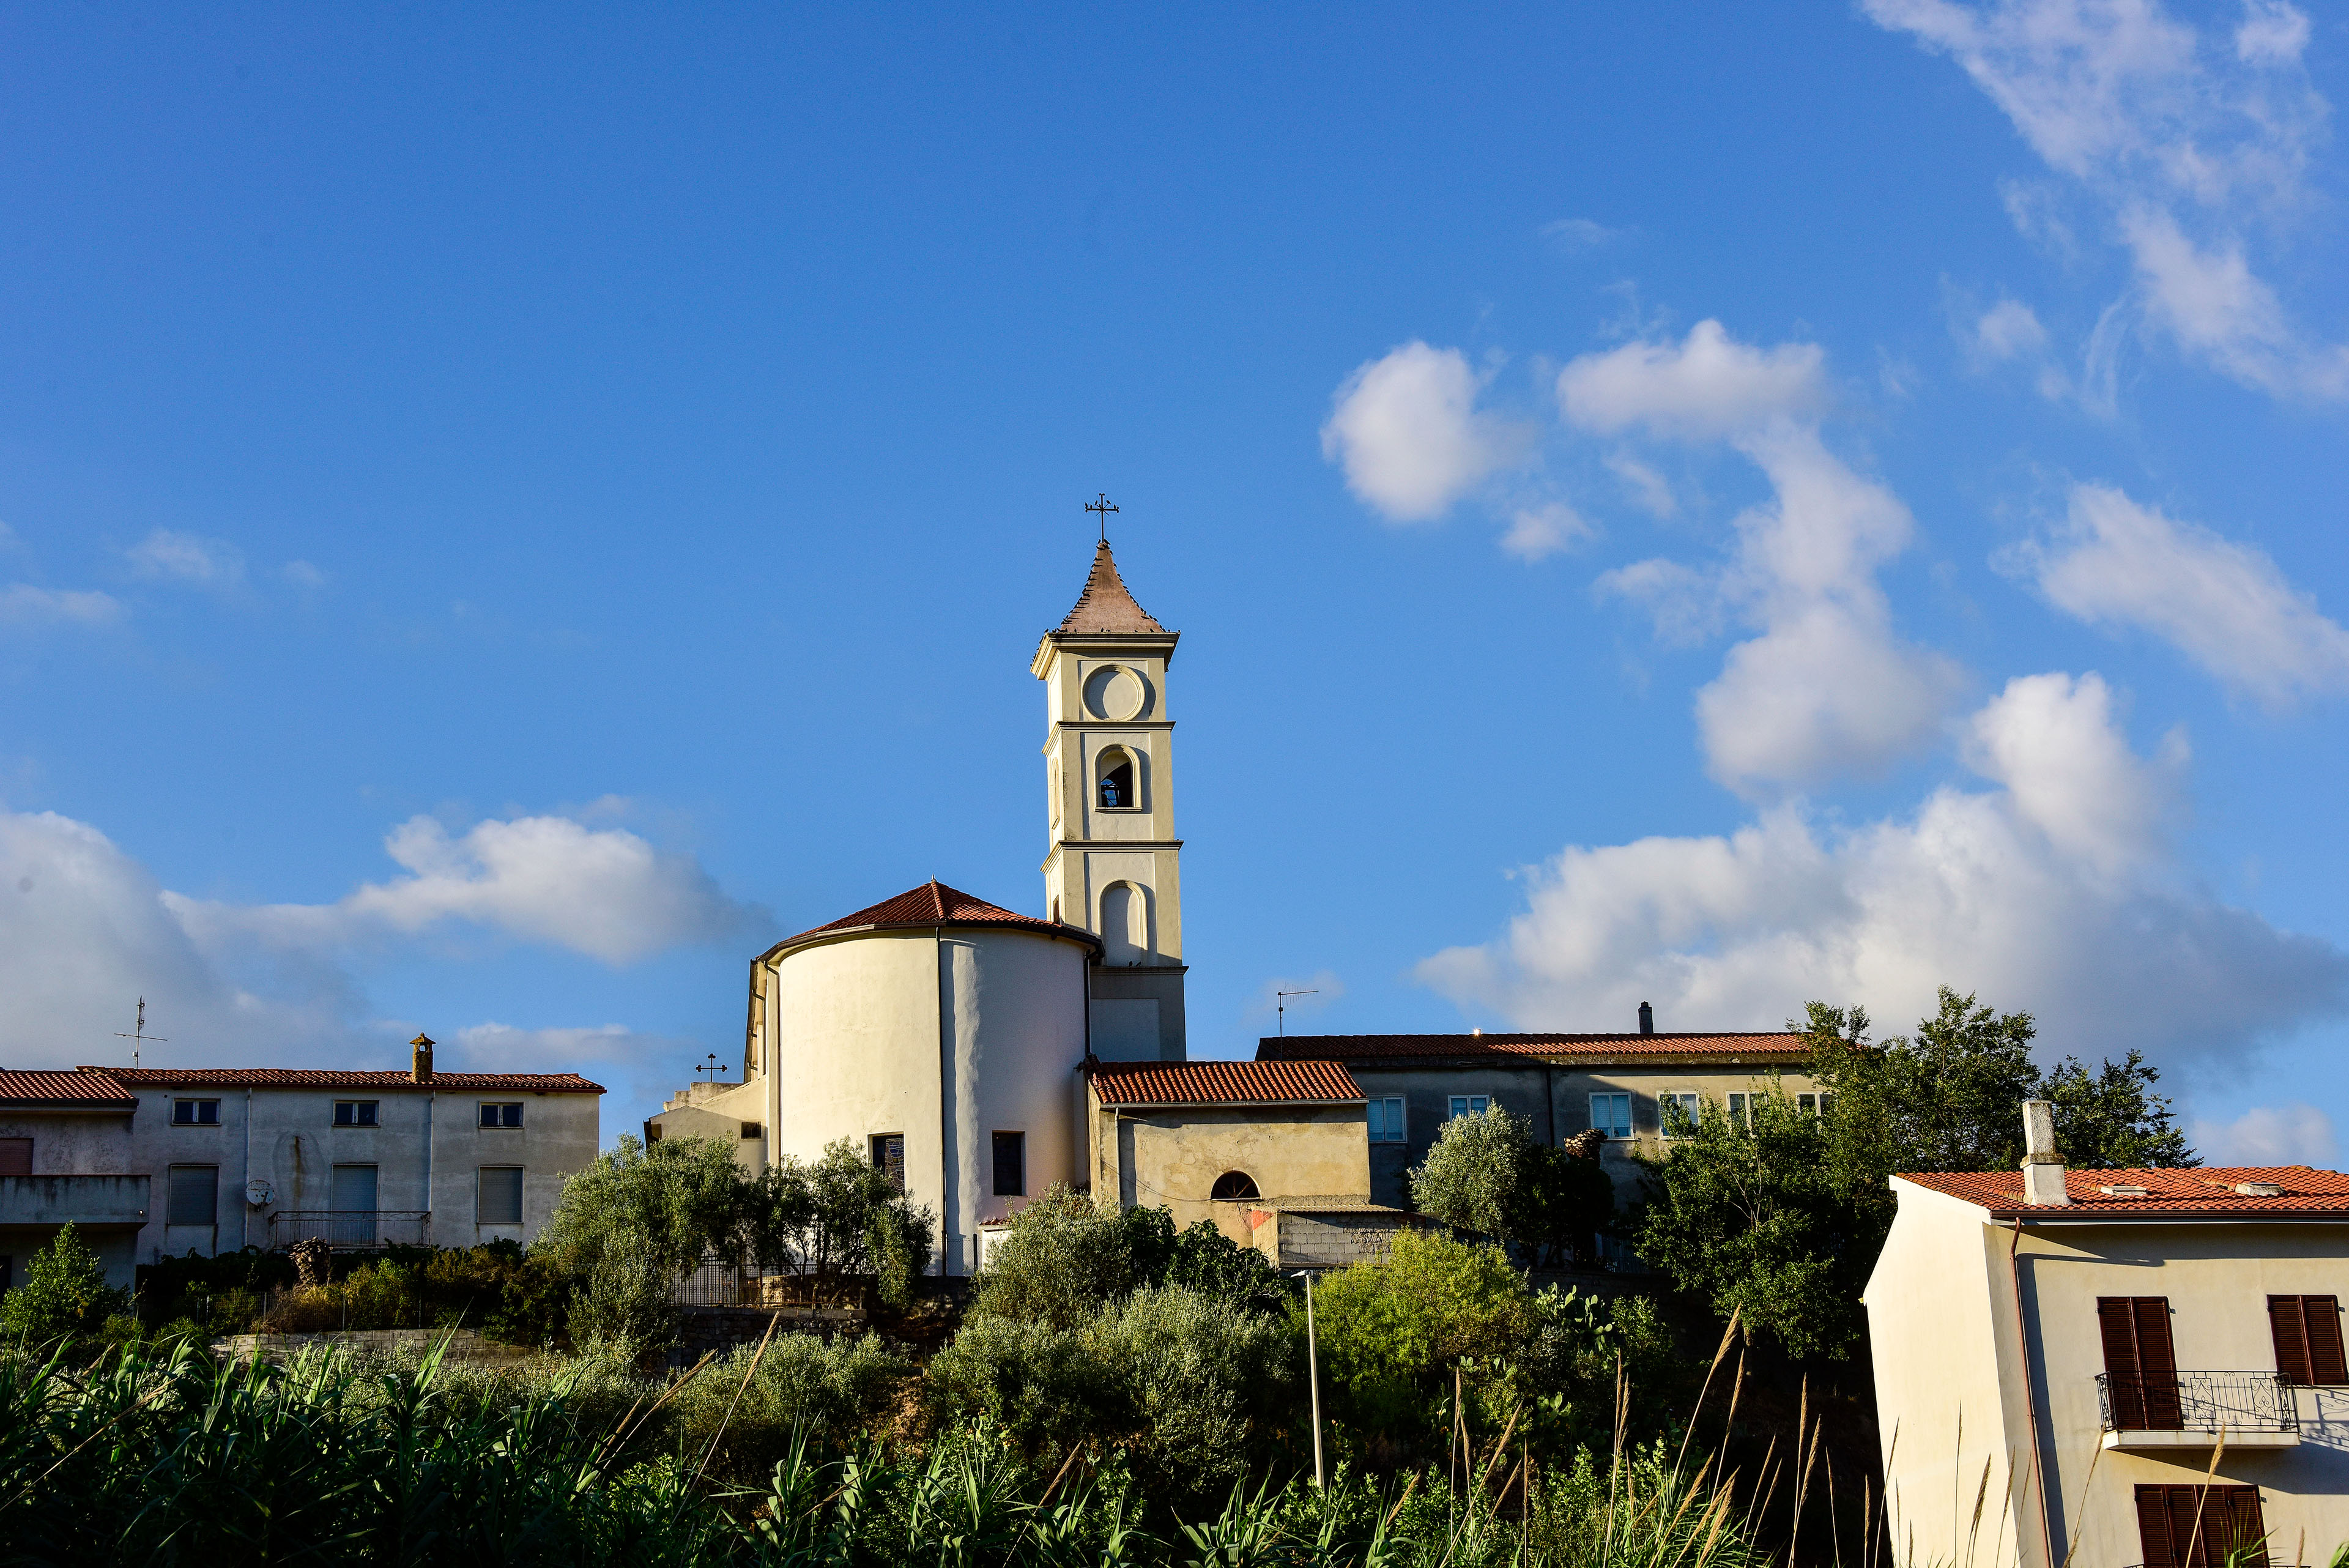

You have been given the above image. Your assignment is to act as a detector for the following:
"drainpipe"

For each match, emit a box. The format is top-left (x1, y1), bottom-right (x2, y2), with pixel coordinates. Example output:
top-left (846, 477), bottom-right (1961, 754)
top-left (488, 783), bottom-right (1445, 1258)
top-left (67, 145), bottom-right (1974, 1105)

top-left (242, 1088), bottom-right (253, 1252)
top-left (2008, 1219), bottom-right (2056, 1568)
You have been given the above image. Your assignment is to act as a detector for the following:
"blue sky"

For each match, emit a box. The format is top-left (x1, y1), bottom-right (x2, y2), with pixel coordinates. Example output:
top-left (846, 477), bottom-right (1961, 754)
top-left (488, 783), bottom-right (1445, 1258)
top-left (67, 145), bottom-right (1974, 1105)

top-left (2, 2), bottom-right (2344, 1159)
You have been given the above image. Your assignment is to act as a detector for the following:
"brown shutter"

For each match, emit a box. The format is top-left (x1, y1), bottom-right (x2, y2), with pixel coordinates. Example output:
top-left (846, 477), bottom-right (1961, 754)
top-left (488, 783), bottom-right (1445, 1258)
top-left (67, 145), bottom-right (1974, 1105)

top-left (2270, 1296), bottom-right (2314, 1383)
top-left (2139, 1485), bottom-right (2270, 1568)
top-left (0, 1139), bottom-right (29, 1176)
top-left (2101, 1296), bottom-right (2181, 1430)
top-left (2305, 1296), bottom-right (2346, 1384)
top-left (2137, 1485), bottom-right (2180, 1567)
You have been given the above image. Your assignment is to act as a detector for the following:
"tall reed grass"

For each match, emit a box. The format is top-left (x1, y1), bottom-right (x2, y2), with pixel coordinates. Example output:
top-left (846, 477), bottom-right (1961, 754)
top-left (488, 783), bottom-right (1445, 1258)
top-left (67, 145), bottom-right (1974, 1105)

top-left (0, 1333), bottom-right (1778, 1566)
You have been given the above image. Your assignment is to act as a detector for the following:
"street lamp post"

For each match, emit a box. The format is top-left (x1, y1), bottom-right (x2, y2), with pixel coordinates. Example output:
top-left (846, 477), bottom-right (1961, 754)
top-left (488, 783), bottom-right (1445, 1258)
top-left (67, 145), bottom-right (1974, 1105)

top-left (1293, 1269), bottom-right (1324, 1488)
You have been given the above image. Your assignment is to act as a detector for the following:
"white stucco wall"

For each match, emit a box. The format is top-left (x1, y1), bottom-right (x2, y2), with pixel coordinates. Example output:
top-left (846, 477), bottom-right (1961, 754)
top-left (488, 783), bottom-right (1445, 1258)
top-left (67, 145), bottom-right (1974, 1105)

top-left (763, 924), bottom-right (1090, 1273)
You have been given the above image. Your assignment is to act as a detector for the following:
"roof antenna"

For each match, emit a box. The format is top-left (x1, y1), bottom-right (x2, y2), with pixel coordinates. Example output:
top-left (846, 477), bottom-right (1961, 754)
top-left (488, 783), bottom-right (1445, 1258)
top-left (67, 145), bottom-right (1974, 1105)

top-left (114, 997), bottom-right (166, 1068)
top-left (1276, 989), bottom-right (1319, 1037)
top-left (1085, 491), bottom-right (1118, 545)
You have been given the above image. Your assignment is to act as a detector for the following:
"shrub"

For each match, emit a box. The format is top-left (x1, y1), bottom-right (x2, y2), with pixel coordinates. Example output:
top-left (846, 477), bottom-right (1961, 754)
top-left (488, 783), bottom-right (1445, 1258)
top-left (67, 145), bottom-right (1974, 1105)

top-left (1, 1225), bottom-right (129, 1345)
top-left (670, 1331), bottom-right (914, 1479)
top-left (926, 1312), bottom-right (1104, 1455)
top-left (1089, 1284), bottom-right (1298, 1498)
top-left (1407, 1106), bottom-right (1614, 1266)
top-left (970, 1189), bottom-right (1270, 1328)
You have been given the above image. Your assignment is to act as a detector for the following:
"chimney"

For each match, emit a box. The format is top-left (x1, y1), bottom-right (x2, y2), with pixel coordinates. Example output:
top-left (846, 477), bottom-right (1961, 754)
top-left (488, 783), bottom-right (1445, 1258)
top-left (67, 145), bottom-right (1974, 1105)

top-left (1638, 1001), bottom-right (1654, 1036)
top-left (2020, 1098), bottom-right (2071, 1205)
top-left (410, 1033), bottom-right (435, 1085)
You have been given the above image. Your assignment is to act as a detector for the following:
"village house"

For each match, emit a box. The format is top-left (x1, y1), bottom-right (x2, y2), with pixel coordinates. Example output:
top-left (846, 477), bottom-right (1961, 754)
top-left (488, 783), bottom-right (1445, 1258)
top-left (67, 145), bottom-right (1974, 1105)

top-left (0, 1036), bottom-right (602, 1289)
top-left (1867, 1100), bottom-right (2349, 1567)
top-left (1256, 1016), bottom-right (1825, 1214)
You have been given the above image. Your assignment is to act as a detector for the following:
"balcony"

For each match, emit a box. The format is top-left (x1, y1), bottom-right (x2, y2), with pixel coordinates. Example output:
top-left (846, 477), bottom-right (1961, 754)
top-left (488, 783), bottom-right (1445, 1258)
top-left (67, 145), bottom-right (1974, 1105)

top-left (0, 1174), bottom-right (149, 1228)
top-left (267, 1211), bottom-right (431, 1250)
top-left (2096, 1372), bottom-right (2302, 1451)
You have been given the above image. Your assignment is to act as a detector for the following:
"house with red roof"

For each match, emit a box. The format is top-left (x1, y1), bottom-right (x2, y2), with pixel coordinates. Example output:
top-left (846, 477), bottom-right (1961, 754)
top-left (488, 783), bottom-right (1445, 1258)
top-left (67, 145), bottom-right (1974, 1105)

top-left (1256, 1014), bottom-right (1827, 1219)
top-left (1866, 1099), bottom-right (2349, 1567)
top-left (1, 1036), bottom-right (603, 1282)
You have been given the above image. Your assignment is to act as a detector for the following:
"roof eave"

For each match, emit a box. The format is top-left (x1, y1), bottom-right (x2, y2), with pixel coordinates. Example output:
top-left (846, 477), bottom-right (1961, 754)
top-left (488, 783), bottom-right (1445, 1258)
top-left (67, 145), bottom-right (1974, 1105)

top-left (1097, 1098), bottom-right (1367, 1112)
top-left (763, 918), bottom-right (1103, 965)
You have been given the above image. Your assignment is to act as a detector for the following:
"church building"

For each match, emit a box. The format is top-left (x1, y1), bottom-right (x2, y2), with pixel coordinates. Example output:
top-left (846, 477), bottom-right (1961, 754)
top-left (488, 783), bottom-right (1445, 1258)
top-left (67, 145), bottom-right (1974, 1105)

top-left (650, 528), bottom-right (1817, 1274)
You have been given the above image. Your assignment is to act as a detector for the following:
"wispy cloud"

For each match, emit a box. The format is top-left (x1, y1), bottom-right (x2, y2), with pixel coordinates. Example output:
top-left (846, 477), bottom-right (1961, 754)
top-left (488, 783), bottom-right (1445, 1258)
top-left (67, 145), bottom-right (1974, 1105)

top-left (124, 529), bottom-right (245, 589)
top-left (0, 584), bottom-right (124, 630)
top-left (2009, 481), bottom-right (2349, 707)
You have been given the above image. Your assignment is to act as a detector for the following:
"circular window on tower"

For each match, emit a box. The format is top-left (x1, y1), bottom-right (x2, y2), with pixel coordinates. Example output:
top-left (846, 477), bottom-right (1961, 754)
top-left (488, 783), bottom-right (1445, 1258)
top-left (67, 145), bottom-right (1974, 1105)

top-left (1083, 664), bottom-right (1151, 721)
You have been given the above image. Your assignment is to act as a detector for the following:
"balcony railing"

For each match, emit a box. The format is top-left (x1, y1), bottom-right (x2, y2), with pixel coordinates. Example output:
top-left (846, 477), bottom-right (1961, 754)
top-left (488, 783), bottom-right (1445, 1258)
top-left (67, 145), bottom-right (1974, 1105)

top-left (0, 1174), bottom-right (149, 1227)
top-left (2096, 1372), bottom-right (2298, 1435)
top-left (268, 1211), bottom-right (431, 1250)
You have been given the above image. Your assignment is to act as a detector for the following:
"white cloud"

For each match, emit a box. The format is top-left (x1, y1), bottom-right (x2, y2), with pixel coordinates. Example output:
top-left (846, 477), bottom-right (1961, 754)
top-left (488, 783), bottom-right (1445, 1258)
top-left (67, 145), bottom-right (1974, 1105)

top-left (2014, 481), bottom-right (2349, 705)
top-left (1319, 343), bottom-right (1532, 522)
top-left (0, 584), bottom-right (124, 629)
top-left (1420, 672), bottom-right (2348, 1065)
top-left (124, 529), bottom-right (245, 588)
top-left (1605, 451), bottom-right (1677, 518)
top-left (2192, 1102), bottom-right (2337, 1165)
top-left (0, 801), bottom-right (744, 1142)
top-left (1500, 502), bottom-right (1596, 562)
top-left (1865, 0), bottom-right (2343, 401)
top-left (1972, 297), bottom-right (2050, 360)
top-left (1557, 320), bottom-right (1827, 439)
top-left (282, 560), bottom-right (329, 590)
top-left (1595, 557), bottom-right (1723, 645)
top-left (173, 811), bottom-right (757, 965)
top-left (1541, 217), bottom-right (1627, 250)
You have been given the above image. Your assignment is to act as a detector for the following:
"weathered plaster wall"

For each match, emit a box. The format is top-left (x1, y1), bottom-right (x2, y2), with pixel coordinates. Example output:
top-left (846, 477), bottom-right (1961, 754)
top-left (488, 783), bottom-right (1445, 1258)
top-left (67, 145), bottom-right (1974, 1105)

top-left (1089, 1098), bottom-right (1370, 1246)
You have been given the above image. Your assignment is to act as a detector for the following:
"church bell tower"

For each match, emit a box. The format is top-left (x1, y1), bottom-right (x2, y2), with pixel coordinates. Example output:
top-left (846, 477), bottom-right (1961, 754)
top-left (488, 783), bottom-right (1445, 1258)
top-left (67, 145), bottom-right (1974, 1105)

top-left (1034, 536), bottom-right (1186, 1061)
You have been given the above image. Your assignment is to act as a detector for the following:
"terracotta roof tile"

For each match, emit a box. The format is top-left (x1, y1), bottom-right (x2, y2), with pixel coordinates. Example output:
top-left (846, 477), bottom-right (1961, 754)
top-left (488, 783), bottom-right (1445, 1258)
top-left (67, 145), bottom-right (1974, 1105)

top-left (1050, 542), bottom-right (1170, 637)
top-left (1258, 1032), bottom-right (1807, 1065)
top-left (1089, 1059), bottom-right (1364, 1107)
top-left (770, 879), bottom-right (1094, 955)
top-left (91, 1067), bottom-right (605, 1094)
top-left (1900, 1165), bottom-right (2349, 1217)
top-left (0, 1069), bottom-right (136, 1109)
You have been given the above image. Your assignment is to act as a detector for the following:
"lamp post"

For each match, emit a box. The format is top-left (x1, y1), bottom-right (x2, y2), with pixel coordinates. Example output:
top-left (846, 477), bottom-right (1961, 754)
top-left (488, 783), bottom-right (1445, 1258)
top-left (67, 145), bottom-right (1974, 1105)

top-left (1293, 1268), bottom-right (1324, 1487)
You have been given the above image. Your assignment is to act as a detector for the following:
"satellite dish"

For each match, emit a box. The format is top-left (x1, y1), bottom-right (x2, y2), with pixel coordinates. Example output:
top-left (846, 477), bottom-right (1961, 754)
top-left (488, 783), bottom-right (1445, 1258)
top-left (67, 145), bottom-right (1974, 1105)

top-left (244, 1177), bottom-right (275, 1209)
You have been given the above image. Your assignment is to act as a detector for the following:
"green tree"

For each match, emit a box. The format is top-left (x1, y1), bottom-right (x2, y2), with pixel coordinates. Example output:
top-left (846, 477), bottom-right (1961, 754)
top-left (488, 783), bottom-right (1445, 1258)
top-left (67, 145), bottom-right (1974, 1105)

top-left (1, 1224), bottom-right (128, 1345)
top-left (1308, 1227), bottom-right (1529, 1393)
top-left (1405, 1105), bottom-right (1612, 1265)
top-left (534, 1134), bottom-right (748, 1351)
top-left (1631, 1090), bottom-right (1863, 1359)
top-left (2041, 1049), bottom-right (2197, 1169)
top-left (968, 1187), bottom-right (1182, 1329)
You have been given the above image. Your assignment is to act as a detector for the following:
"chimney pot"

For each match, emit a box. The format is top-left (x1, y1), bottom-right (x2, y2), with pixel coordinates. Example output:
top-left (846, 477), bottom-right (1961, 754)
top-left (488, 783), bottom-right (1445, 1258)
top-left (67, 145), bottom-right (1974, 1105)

top-left (2019, 1098), bottom-right (2071, 1205)
top-left (410, 1033), bottom-right (436, 1086)
top-left (1637, 1001), bottom-right (1654, 1036)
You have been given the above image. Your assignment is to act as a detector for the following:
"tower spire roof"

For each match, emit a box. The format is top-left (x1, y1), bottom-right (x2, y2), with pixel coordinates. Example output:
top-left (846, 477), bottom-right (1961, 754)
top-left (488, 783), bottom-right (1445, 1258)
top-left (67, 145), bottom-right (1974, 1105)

top-left (1053, 541), bottom-right (1168, 636)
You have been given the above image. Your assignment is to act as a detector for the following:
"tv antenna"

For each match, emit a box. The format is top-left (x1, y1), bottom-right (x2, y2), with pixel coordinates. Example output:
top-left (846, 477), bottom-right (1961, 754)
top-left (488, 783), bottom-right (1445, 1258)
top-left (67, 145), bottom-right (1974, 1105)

top-left (1275, 989), bottom-right (1319, 1037)
top-left (1085, 492), bottom-right (1118, 544)
top-left (114, 997), bottom-right (166, 1068)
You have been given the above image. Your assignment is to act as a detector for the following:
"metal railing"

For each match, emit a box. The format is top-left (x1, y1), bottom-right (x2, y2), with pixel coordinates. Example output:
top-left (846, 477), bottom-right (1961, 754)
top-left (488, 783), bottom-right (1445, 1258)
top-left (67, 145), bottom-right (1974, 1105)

top-left (2096, 1372), bottom-right (2298, 1435)
top-left (269, 1211), bottom-right (431, 1250)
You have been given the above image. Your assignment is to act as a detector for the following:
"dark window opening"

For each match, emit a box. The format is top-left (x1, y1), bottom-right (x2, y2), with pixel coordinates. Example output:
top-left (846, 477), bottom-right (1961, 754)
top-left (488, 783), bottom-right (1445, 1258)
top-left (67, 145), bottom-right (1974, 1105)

top-left (2100, 1296), bottom-right (2183, 1430)
top-left (741, 1121), bottom-right (764, 1140)
top-left (992, 1131), bottom-right (1025, 1197)
top-left (1211, 1170), bottom-right (1260, 1202)
top-left (478, 1166), bottom-right (524, 1226)
top-left (333, 1101), bottom-right (379, 1127)
top-left (1097, 754), bottom-right (1135, 809)
top-left (0, 1139), bottom-right (29, 1176)
top-left (479, 1102), bottom-right (523, 1129)
top-left (2135, 1484), bottom-right (2268, 1567)
top-left (167, 1164), bottom-right (218, 1227)
top-left (2269, 1295), bottom-right (2347, 1384)
top-left (871, 1134), bottom-right (905, 1191)
top-left (172, 1099), bottom-right (220, 1126)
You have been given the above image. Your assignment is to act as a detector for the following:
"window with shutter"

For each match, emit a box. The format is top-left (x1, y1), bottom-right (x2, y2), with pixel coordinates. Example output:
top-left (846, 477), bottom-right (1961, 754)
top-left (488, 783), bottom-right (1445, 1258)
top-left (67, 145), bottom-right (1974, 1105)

top-left (2099, 1296), bottom-right (2183, 1430)
top-left (2134, 1484), bottom-right (2267, 1567)
top-left (2269, 1295), bottom-right (2347, 1384)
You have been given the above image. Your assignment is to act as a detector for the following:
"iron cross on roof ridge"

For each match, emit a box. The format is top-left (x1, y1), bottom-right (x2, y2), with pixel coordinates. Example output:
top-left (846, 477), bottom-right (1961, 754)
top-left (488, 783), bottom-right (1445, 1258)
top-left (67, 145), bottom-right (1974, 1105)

top-left (1085, 491), bottom-right (1118, 544)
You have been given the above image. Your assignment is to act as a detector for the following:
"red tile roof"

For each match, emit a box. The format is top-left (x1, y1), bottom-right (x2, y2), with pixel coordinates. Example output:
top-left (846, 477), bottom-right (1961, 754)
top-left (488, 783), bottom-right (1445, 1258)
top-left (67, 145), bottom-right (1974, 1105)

top-left (1899, 1166), bottom-right (2349, 1218)
top-left (1090, 1059), bottom-right (1364, 1107)
top-left (768, 879), bottom-right (1096, 956)
top-left (89, 1067), bottom-right (604, 1094)
top-left (1050, 541), bottom-right (1171, 637)
top-left (0, 1069), bottom-right (136, 1110)
top-left (1259, 1031), bottom-right (1808, 1065)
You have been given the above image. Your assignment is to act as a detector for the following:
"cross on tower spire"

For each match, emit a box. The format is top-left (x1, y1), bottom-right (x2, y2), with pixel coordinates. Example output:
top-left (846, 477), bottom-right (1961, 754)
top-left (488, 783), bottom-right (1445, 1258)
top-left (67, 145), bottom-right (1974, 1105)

top-left (1085, 491), bottom-right (1118, 544)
